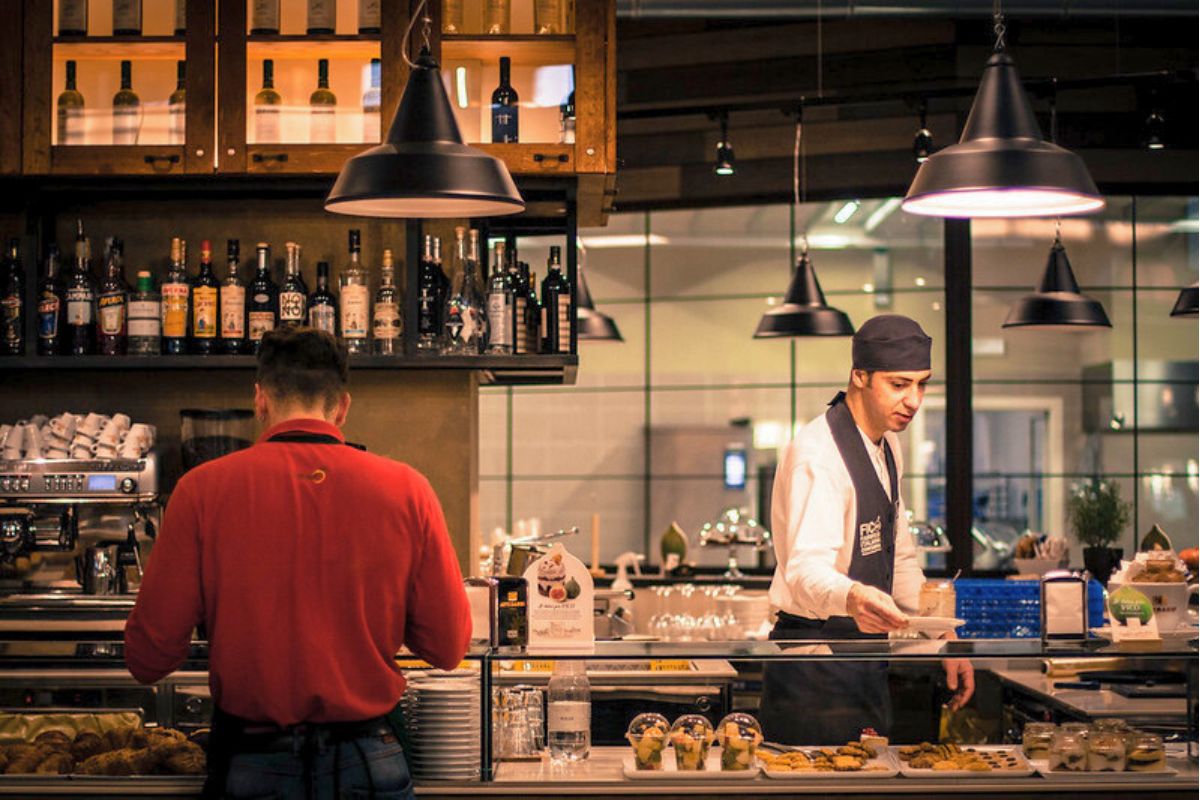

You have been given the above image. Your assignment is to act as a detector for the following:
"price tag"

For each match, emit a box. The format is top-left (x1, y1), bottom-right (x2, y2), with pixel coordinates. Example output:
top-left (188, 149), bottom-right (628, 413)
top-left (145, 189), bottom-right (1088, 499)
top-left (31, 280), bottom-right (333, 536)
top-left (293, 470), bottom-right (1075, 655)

top-left (649, 660), bottom-right (692, 672)
top-left (505, 660), bottom-right (557, 673)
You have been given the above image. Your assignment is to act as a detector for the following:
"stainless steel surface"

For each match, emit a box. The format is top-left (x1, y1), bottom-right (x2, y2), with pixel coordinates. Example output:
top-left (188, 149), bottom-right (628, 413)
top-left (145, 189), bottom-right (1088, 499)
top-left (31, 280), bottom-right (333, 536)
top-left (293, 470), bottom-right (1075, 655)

top-left (0, 452), bottom-right (159, 500)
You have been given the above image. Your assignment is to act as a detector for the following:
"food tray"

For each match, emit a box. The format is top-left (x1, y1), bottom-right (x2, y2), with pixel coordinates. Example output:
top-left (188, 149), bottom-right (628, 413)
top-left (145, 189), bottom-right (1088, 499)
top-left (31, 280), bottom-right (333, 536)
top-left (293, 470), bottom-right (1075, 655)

top-left (621, 752), bottom-right (759, 780)
top-left (762, 748), bottom-right (899, 779)
top-left (1031, 759), bottom-right (1179, 782)
top-left (894, 745), bottom-right (1034, 778)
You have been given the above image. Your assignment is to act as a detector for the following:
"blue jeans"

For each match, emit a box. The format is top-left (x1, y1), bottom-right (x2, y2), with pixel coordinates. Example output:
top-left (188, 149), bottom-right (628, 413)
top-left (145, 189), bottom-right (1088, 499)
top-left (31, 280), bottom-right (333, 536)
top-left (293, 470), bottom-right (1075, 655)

top-left (222, 734), bottom-right (415, 800)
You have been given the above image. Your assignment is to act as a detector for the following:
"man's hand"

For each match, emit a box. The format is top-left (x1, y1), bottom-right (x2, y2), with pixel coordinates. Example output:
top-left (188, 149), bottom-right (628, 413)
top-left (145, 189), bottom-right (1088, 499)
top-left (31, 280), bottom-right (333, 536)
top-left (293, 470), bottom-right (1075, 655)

top-left (846, 583), bottom-right (909, 634)
top-left (942, 657), bottom-right (975, 710)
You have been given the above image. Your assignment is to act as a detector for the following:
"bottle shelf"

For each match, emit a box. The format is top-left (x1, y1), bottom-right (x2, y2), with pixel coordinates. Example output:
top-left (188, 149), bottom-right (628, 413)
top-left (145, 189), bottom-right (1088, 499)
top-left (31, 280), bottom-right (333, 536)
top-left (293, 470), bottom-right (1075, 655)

top-left (245, 35), bottom-right (382, 60)
top-left (52, 37), bottom-right (186, 61)
top-left (441, 34), bottom-right (575, 65)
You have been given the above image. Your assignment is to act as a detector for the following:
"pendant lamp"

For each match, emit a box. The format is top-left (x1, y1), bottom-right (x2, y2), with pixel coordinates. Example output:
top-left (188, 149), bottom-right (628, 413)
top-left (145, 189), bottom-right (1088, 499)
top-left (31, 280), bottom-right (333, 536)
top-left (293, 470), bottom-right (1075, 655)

top-left (1002, 233), bottom-right (1111, 330)
top-left (1170, 283), bottom-right (1198, 318)
top-left (577, 264), bottom-right (623, 341)
top-left (325, 12), bottom-right (524, 218)
top-left (903, 15), bottom-right (1103, 219)
top-left (754, 250), bottom-right (855, 337)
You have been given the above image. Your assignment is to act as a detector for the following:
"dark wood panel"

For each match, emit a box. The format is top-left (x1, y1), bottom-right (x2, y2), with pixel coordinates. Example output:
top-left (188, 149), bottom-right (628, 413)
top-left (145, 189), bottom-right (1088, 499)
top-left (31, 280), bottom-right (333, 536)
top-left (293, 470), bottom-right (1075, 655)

top-left (21, 0), bottom-right (52, 174)
top-left (244, 145), bottom-right (365, 175)
top-left (50, 146), bottom-right (188, 176)
top-left (475, 143), bottom-right (576, 175)
top-left (575, 0), bottom-right (608, 174)
top-left (0, 0), bottom-right (22, 175)
top-left (184, 0), bottom-right (217, 174)
top-left (217, 0), bottom-right (248, 173)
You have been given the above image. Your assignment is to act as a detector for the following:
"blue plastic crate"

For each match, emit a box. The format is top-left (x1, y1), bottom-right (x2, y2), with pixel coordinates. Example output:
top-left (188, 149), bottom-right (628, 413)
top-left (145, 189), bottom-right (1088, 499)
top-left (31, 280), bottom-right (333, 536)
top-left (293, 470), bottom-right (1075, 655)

top-left (954, 578), bottom-right (1105, 639)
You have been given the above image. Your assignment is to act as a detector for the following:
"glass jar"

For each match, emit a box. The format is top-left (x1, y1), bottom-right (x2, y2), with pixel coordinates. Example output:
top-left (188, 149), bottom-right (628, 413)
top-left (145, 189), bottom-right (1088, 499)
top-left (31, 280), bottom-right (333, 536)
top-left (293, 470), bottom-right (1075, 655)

top-left (716, 712), bottom-right (763, 771)
top-left (669, 714), bottom-right (714, 771)
top-left (1126, 733), bottom-right (1166, 772)
top-left (1060, 721), bottom-right (1091, 740)
top-left (1087, 732), bottom-right (1127, 772)
top-left (918, 580), bottom-right (957, 618)
top-left (1022, 722), bottom-right (1057, 760)
top-left (1049, 731), bottom-right (1087, 771)
top-left (626, 713), bottom-right (670, 771)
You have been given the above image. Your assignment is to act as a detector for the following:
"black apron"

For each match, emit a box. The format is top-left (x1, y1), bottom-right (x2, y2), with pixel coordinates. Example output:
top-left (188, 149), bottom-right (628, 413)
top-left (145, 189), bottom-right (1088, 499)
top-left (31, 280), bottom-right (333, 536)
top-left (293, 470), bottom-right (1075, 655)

top-left (760, 392), bottom-right (900, 745)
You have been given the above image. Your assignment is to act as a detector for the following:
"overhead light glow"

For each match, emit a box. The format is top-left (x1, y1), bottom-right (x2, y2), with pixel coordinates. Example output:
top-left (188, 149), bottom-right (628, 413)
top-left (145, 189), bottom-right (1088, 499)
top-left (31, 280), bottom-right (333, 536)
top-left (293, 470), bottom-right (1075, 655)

top-left (454, 67), bottom-right (469, 109)
top-left (864, 198), bottom-right (903, 233)
top-left (833, 200), bottom-right (861, 225)
top-left (904, 188), bottom-right (1105, 219)
top-left (578, 234), bottom-right (669, 249)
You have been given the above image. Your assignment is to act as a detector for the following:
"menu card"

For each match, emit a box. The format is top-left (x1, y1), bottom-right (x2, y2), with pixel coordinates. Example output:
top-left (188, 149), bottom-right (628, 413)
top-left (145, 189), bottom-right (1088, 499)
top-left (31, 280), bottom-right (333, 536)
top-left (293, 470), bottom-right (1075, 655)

top-left (523, 543), bottom-right (595, 654)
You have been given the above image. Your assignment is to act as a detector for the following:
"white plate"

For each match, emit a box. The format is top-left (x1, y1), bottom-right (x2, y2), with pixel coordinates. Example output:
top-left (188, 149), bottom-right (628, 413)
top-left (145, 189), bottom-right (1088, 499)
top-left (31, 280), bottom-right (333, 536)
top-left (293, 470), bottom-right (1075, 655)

top-left (1030, 759), bottom-right (1179, 781)
top-left (898, 616), bottom-right (966, 636)
top-left (761, 748), bottom-right (899, 779)
top-left (621, 752), bottom-right (760, 780)
top-left (893, 745), bottom-right (1034, 778)
top-left (1090, 626), bottom-right (1198, 642)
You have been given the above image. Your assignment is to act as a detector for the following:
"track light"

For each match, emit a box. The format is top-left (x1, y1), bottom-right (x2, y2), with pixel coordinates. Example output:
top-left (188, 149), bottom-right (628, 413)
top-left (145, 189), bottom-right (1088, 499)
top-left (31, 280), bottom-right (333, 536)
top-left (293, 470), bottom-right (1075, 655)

top-left (912, 101), bottom-right (933, 163)
top-left (1143, 111), bottom-right (1166, 150)
top-left (714, 113), bottom-right (735, 176)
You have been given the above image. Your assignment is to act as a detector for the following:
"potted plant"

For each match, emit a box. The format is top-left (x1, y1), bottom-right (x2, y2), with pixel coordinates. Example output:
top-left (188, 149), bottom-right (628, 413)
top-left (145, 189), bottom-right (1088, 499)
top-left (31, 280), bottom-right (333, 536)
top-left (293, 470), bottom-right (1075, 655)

top-left (1069, 479), bottom-right (1133, 585)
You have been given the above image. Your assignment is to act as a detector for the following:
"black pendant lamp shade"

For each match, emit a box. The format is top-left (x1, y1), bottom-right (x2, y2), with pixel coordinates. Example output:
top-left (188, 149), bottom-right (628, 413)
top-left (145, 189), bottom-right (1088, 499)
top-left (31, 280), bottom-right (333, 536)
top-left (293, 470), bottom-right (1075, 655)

top-left (1170, 283), bottom-right (1198, 318)
top-left (325, 50), bottom-right (524, 218)
top-left (1002, 238), bottom-right (1111, 329)
top-left (903, 52), bottom-right (1104, 219)
top-left (754, 252), bottom-right (854, 338)
top-left (577, 266), bottom-right (623, 341)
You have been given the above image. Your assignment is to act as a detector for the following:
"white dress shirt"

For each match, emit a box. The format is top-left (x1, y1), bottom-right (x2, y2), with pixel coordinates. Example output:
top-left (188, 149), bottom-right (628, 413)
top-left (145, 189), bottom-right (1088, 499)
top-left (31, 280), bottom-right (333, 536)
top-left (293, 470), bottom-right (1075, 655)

top-left (768, 410), bottom-right (925, 620)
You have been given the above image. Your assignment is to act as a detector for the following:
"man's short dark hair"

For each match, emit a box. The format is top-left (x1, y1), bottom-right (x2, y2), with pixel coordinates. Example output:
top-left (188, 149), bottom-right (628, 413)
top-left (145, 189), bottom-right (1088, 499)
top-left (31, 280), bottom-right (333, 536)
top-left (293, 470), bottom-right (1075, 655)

top-left (256, 328), bottom-right (349, 410)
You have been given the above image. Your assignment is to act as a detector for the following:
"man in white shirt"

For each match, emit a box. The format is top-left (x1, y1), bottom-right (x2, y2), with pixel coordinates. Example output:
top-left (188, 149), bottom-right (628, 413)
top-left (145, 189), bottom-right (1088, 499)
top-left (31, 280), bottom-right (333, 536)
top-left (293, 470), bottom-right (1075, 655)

top-left (760, 314), bottom-right (974, 745)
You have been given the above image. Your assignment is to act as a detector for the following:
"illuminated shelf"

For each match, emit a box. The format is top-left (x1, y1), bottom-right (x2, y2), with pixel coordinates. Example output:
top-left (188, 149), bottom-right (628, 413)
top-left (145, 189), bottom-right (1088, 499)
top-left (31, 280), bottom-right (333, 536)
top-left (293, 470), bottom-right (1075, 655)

top-left (52, 37), bottom-right (186, 61)
top-left (245, 35), bottom-right (381, 60)
top-left (441, 35), bottom-right (574, 65)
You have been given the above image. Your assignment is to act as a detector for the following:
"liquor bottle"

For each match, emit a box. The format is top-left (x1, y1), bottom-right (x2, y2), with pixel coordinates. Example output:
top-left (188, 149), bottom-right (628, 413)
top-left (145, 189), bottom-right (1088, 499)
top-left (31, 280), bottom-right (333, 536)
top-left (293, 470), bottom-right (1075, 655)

top-left (559, 88), bottom-right (575, 145)
top-left (484, 0), bottom-right (510, 34)
top-left (485, 241), bottom-right (513, 355)
top-left (37, 244), bottom-right (65, 356)
top-left (65, 221), bottom-right (96, 356)
top-left (279, 242), bottom-right (308, 328)
top-left (362, 58), bottom-right (382, 143)
top-left (169, 61), bottom-right (186, 146)
top-left (59, 0), bottom-right (89, 36)
top-left (547, 659), bottom-right (591, 763)
top-left (308, 261), bottom-right (338, 336)
top-left (190, 240), bottom-right (219, 353)
top-left (127, 270), bottom-right (161, 356)
top-left (339, 230), bottom-right (369, 354)
top-left (160, 237), bottom-right (190, 355)
top-left (250, 0), bottom-right (280, 34)
top-left (247, 243), bottom-right (278, 354)
top-left (416, 235), bottom-right (441, 353)
top-left (468, 229), bottom-right (488, 352)
top-left (525, 268), bottom-right (540, 355)
top-left (443, 0), bottom-right (463, 33)
top-left (112, 61), bottom-right (140, 145)
top-left (491, 56), bottom-right (519, 143)
top-left (309, 59), bottom-right (337, 144)
top-left (96, 238), bottom-right (129, 356)
top-left (441, 227), bottom-right (470, 355)
top-left (541, 246), bottom-right (570, 354)
top-left (175, 0), bottom-right (186, 35)
top-left (219, 239), bottom-right (246, 354)
top-left (307, 0), bottom-right (336, 34)
top-left (535, 0), bottom-right (564, 34)
top-left (57, 61), bottom-right (86, 146)
top-left (113, 0), bottom-right (142, 35)
top-left (254, 60), bottom-right (282, 143)
top-left (372, 249), bottom-right (401, 355)
top-left (358, 0), bottom-right (381, 34)
top-left (511, 256), bottom-right (529, 355)
top-left (0, 239), bottom-right (24, 356)
top-left (434, 235), bottom-right (450, 332)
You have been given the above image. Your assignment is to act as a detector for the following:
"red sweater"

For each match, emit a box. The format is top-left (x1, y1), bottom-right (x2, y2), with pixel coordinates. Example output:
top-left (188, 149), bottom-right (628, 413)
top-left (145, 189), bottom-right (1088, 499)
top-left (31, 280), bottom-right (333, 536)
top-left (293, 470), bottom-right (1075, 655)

top-left (125, 418), bottom-right (471, 726)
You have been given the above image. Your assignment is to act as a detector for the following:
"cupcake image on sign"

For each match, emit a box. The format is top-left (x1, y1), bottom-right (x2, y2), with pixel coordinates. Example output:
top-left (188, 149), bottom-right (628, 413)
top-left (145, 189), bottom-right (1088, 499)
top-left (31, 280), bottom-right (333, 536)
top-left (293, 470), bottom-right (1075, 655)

top-left (536, 552), bottom-right (580, 601)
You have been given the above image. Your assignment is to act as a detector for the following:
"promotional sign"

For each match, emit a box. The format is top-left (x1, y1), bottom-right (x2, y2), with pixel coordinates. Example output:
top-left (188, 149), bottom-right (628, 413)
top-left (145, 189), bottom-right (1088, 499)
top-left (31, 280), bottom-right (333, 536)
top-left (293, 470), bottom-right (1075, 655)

top-left (523, 543), bottom-right (595, 654)
top-left (1107, 585), bottom-right (1161, 643)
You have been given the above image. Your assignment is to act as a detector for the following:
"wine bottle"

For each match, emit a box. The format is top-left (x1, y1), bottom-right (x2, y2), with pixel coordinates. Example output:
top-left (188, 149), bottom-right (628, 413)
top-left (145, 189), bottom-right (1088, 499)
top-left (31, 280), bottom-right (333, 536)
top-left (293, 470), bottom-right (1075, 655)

top-left (160, 237), bottom-right (190, 355)
top-left (559, 88), bottom-right (575, 145)
top-left (484, 0), bottom-right (510, 34)
top-left (127, 270), bottom-right (161, 356)
top-left (307, 0), bottom-right (336, 34)
top-left (37, 244), bottom-right (66, 356)
top-left (279, 242), bottom-right (308, 328)
top-left (58, 0), bottom-right (88, 36)
top-left (541, 245), bottom-right (570, 354)
top-left (219, 239), bottom-right (246, 354)
top-left (490, 56), bottom-right (519, 143)
top-left (190, 240), bottom-right (219, 353)
top-left (254, 60), bottom-right (282, 143)
top-left (468, 229), bottom-right (488, 353)
top-left (362, 58), bottom-right (381, 143)
top-left (113, 0), bottom-right (142, 35)
top-left (358, 0), bottom-right (381, 34)
top-left (65, 221), bottom-right (96, 356)
top-left (57, 61), bottom-right (85, 146)
top-left (247, 243), bottom-right (278, 354)
top-left (97, 238), bottom-right (129, 356)
top-left (372, 249), bottom-right (400, 355)
top-left (169, 61), bottom-right (186, 145)
top-left (175, 0), bottom-right (186, 36)
top-left (308, 261), bottom-right (338, 336)
top-left (250, 0), bottom-right (280, 35)
top-left (112, 60), bottom-right (140, 145)
top-left (525, 268), bottom-right (540, 355)
top-left (309, 59), bottom-right (337, 144)
top-left (485, 241), bottom-right (513, 355)
top-left (416, 235), bottom-right (440, 353)
top-left (339, 230), bottom-right (369, 354)
top-left (511, 252), bottom-right (529, 355)
top-left (535, 0), bottom-right (564, 34)
top-left (443, 0), bottom-right (463, 33)
top-left (0, 239), bottom-right (24, 356)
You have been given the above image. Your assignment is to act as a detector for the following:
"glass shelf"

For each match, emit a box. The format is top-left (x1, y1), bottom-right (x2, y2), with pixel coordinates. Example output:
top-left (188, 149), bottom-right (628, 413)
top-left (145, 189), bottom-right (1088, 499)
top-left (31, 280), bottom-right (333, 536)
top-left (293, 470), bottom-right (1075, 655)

top-left (50, 51), bottom-right (185, 147)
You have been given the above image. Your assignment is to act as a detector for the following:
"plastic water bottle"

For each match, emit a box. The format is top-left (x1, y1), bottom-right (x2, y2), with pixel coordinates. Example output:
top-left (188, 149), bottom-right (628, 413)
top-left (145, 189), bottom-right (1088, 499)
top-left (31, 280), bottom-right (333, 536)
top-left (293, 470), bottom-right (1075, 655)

top-left (547, 659), bottom-right (590, 763)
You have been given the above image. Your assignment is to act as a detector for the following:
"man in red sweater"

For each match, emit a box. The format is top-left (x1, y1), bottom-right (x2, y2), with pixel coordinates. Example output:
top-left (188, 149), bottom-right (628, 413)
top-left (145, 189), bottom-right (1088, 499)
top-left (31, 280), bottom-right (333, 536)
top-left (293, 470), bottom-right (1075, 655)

top-left (126, 327), bottom-right (471, 799)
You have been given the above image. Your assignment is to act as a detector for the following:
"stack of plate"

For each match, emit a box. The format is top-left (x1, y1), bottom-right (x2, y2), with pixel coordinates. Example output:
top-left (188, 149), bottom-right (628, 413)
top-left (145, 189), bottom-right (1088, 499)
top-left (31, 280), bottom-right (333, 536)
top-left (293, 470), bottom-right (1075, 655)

top-left (402, 674), bottom-right (482, 781)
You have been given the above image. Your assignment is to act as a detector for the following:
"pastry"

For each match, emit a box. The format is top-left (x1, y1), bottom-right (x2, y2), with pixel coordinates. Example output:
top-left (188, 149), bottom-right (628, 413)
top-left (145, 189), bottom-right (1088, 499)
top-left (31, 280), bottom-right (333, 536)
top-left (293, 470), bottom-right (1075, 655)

top-left (1087, 733), bottom-right (1126, 772)
top-left (34, 752), bottom-right (74, 774)
top-left (162, 744), bottom-right (206, 775)
top-left (78, 748), bottom-right (138, 776)
top-left (1022, 723), bottom-right (1056, 760)
top-left (1127, 734), bottom-right (1166, 772)
top-left (1049, 732), bottom-right (1087, 771)
top-left (32, 731), bottom-right (73, 751)
top-left (4, 745), bottom-right (52, 775)
top-left (70, 731), bottom-right (106, 762)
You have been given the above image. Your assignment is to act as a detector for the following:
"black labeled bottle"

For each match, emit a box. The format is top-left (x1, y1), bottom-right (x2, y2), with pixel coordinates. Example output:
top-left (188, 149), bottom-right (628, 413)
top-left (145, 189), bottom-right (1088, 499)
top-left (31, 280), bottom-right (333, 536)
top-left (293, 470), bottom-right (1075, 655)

top-left (541, 245), bottom-right (571, 354)
top-left (279, 242), bottom-right (308, 328)
top-left (247, 243), bottom-right (278, 354)
top-left (65, 221), bottom-right (96, 356)
top-left (491, 56), bottom-right (519, 143)
top-left (416, 235), bottom-right (441, 353)
top-left (307, 261), bottom-right (338, 336)
top-left (0, 239), bottom-right (24, 355)
top-left (372, 248), bottom-right (401, 355)
top-left (511, 256), bottom-right (530, 355)
top-left (524, 268), bottom-right (540, 355)
top-left (161, 237), bottom-right (190, 355)
top-left (37, 244), bottom-right (65, 356)
top-left (485, 240), bottom-right (513, 355)
top-left (58, 0), bottom-right (89, 36)
top-left (190, 240), bottom-right (220, 353)
top-left (113, 0), bottom-right (142, 35)
top-left (96, 238), bottom-right (130, 356)
top-left (219, 239), bottom-right (246, 354)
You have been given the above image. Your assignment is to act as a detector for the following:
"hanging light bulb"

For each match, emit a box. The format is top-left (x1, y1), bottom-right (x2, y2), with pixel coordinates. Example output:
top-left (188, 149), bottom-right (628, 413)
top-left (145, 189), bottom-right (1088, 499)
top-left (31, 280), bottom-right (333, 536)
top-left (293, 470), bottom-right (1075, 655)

top-left (1170, 283), bottom-right (1198, 318)
top-left (903, 8), bottom-right (1103, 219)
top-left (1002, 225), bottom-right (1112, 330)
top-left (1142, 110), bottom-right (1167, 150)
top-left (714, 112), bottom-right (736, 176)
top-left (325, 1), bottom-right (524, 218)
top-left (912, 100), bottom-right (934, 163)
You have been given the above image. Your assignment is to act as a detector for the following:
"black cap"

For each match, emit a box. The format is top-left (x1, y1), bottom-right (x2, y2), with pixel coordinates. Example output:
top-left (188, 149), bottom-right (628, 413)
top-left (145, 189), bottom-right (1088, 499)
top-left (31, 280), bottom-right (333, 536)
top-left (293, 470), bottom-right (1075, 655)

top-left (852, 314), bottom-right (932, 372)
